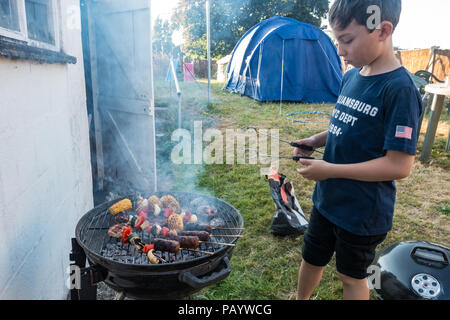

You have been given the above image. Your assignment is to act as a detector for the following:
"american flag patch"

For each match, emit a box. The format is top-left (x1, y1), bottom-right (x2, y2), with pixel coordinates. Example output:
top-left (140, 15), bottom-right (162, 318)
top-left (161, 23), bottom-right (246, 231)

top-left (395, 125), bottom-right (413, 139)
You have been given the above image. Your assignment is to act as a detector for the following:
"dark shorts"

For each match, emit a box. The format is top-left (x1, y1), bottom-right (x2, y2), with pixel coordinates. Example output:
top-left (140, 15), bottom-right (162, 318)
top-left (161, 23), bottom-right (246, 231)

top-left (302, 207), bottom-right (387, 279)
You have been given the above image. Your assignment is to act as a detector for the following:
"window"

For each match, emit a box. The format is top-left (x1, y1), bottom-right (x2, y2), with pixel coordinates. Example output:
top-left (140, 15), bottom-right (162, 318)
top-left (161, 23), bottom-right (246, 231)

top-left (0, 0), bottom-right (59, 50)
top-left (25, 0), bottom-right (54, 45)
top-left (0, 0), bottom-right (19, 31)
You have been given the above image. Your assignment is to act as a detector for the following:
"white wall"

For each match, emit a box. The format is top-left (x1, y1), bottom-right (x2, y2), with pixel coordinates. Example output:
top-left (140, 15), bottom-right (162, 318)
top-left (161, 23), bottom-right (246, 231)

top-left (0, 0), bottom-right (93, 299)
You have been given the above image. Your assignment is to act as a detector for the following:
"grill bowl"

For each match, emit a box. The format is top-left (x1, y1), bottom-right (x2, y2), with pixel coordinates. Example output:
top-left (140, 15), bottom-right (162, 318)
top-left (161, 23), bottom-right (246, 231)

top-left (75, 192), bottom-right (244, 299)
top-left (374, 241), bottom-right (450, 300)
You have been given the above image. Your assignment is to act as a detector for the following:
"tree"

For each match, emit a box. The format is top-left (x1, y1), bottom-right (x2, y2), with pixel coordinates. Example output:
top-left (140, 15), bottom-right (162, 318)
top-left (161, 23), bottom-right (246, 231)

top-left (153, 16), bottom-right (175, 56)
top-left (172, 0), bottom-right (330, 60)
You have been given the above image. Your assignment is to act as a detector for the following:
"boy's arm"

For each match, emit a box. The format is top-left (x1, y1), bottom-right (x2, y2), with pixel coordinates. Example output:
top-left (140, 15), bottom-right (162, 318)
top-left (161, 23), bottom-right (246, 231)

top-left (293, 131), bottom-right (328, 158)
top-left (297, 150), bottom-right (414, 182)
top-left (311, 131), bottom-right (328, 148)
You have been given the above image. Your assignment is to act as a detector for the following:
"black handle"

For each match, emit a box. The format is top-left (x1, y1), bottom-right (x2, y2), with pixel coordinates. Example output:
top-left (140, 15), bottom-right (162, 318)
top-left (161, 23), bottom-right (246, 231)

top-left (293, 156), bottom-right (315, 161)
top-left (179, 256), bottom-right (231, 289)
top-left (411, 246), bottom-right (449, 265)
top-left (290, 142), bottom-right (314, 151)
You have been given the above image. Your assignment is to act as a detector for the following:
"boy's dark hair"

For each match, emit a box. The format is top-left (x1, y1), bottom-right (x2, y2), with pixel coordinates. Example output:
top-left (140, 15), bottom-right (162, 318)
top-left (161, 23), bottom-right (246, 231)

top-left (329, 0), bottom-right (402, 32)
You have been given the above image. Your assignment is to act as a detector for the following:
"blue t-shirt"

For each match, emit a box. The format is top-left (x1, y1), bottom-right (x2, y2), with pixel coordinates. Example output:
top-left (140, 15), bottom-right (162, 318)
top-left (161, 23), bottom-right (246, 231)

top-left (312, 66), bottom-right (423, 236)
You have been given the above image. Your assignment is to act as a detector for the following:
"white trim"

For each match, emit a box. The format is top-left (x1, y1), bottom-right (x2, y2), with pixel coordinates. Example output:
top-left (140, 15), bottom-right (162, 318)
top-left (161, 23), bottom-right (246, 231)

top-left (279, 39), bottom-right (285, 116)
top-left (0, 0), bottom-right (61, 52)
top-left (0, 26), bottom-right (27, 41)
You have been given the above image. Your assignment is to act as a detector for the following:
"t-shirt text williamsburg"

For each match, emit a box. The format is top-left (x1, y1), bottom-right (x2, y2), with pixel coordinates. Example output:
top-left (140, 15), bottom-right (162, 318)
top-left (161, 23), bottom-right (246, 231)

top-left (313, 66), bottom-right (423, 236)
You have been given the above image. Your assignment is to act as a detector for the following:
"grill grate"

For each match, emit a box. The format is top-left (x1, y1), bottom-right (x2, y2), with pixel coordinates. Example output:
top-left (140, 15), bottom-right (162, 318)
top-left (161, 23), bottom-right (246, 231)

top-left (78, 192), bottom-right (243, 266)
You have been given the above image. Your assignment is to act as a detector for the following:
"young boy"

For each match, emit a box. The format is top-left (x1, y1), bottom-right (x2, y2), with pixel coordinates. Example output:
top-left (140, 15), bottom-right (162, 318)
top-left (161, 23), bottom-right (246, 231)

top-left (295, 0), bottom-right (423, 300)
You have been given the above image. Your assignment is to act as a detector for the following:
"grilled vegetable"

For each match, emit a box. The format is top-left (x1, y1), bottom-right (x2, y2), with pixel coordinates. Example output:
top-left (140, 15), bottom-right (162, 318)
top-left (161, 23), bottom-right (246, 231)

top-left (182, 212), bottom-right (198, 224)
top-left (147, 249), bottom-right (159, 264)
top-left (161, 227), bottom-right (170, 238)
top-left (148, 196), bottom-right (162, 216)
top-left (161, 195), bottom-right (181, 213)
top-left (108, 199), bottom-right (132, 216)
top-left (136, 197), bottom-right (149, 214)
top-left (121, 227), bottom-right (133, 244)
top-left (143, 244), bottom-right (158, 264)
top-left (168, 213), bottom-right (184, 231)
top-left (163, 208), bottom-right (173, 218)
top-left (128, 233), bottom-right (145, 252)
top-left (188, 214), bottom-right (198, 224)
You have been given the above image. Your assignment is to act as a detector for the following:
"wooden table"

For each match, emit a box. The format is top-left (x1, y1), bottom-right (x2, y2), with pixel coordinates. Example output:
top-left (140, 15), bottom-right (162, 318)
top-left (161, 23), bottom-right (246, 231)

top-left (420, 83), bottom-right (450, 162)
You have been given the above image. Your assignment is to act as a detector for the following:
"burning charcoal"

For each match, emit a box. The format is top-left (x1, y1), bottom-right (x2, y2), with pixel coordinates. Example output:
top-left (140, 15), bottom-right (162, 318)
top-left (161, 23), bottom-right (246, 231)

top-left (210, 217), bottom-right (225, 228)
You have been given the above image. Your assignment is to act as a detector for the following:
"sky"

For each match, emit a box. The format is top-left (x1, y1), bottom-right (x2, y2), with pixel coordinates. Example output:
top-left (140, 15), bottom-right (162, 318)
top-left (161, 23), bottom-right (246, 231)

top-left (151, 0), bottom-right (450, 50)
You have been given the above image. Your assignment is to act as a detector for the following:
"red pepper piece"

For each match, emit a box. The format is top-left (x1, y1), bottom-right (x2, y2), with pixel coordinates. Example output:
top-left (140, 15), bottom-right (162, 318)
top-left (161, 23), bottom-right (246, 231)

top-left (163, 208), bottom-right (173, 218)
top-left (183, 212), bottom-right (192, 222)
top-left (135, 214), bottom-right (146, 229)
top-left (137, 208), bottom-right (149, 220)
top-left (161, 227), bottom-right (170, 238)
top-left (143, 244), bottom-right (154, 254)
top-left (121, 227), bottom-right (132, 244)
top-left (137, 205), bottom-right (149, 215)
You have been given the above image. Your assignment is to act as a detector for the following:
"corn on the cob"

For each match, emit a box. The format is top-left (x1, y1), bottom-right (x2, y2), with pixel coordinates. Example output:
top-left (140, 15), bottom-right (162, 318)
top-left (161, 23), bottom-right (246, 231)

top-left (108, 198), bottom-right (132, 216)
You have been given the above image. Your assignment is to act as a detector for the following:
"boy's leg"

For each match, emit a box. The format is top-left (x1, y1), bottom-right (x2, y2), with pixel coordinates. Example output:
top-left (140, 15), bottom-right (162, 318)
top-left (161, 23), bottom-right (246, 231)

top-left (334, 227), bottom-right (387, 300)
top-left (337, 272), bottom-right (370, 300)
top-left (297, 260), bottom-right (324, 300)
top-left (298, 207), bottom-right (336, 300)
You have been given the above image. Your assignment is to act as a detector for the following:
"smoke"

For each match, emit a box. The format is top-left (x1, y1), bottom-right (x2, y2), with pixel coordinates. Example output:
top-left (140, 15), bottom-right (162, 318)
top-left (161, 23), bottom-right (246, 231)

top-left (85, 0), bottom-right (278, 203)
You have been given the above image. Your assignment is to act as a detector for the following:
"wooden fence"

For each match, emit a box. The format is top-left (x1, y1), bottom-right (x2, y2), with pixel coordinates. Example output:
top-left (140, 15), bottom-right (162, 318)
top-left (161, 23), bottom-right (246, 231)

top-left (395, 48), bottom-right (450, 82)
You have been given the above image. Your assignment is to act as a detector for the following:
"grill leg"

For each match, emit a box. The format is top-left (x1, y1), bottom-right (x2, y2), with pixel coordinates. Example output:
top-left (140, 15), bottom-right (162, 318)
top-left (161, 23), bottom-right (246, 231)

top-left (115, 292), bottom-right (126, 300)
top-left (69, 238), bottom-right (98, 300)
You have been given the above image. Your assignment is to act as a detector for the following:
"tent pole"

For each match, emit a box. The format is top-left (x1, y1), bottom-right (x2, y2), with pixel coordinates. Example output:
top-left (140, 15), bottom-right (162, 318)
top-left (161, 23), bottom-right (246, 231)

top-left (280, 40), bottom-right (285, 116)
top-left (206, 0), bottom-right (211, 108)
top-left (256, 42), bottom-right (263, 99)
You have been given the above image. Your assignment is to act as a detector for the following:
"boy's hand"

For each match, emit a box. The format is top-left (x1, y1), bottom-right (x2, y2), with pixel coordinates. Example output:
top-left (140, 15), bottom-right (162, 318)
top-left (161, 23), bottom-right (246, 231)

top-left (297, 159), bottom-right (332, 181)
top-left (293, 137), bottom-right (315, 158)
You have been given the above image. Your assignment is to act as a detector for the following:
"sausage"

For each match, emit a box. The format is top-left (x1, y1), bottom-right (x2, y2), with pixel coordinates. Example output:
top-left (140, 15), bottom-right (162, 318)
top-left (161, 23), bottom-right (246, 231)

top-left (152, 238), bottom-right (180, 253)
top-left (168, 235), bottom-right (200, 249)
top-left (179, 231), bottom-right (210, 242)
top-left (184, 223), bottom-right (212, 233)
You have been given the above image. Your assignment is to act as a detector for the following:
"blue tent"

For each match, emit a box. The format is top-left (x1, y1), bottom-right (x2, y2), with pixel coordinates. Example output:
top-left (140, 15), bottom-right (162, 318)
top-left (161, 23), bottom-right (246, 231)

top-left (225, 16), bottom-right (343, 103)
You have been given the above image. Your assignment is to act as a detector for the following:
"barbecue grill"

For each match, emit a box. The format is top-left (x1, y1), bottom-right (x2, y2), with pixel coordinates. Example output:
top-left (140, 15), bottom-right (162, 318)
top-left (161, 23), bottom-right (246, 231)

top-left (373, 241), bottom-right (450, 300)
top-left (71, 192), bottom-right (244, 300)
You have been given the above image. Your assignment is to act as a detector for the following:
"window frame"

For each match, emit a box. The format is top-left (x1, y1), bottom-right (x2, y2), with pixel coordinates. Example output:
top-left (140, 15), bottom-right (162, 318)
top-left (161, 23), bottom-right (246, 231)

top-left (0, 0), bottom-right (61, 52)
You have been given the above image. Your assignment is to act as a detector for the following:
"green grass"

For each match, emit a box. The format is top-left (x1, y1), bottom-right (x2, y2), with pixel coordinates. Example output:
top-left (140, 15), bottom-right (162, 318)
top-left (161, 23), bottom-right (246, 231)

top-left (157, 80), bottom-right (450, 300)
top-left (436, 200), bottom-right (450, 216)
